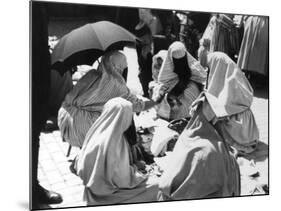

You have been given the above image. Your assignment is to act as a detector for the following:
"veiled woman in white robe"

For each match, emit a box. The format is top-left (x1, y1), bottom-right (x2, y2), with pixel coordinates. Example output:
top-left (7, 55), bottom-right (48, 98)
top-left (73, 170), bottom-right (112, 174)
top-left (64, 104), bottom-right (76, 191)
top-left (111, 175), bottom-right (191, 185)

top-left (76, 97), bottom-right (159, 205)
top-left (157, 100), bottom-right (241, 200)
top-left (58, 51), bottom-right (155, 148)
top-left (151, 41), bottom-right (207, 120)
top-left (198, 40), bottom-right (259, 154)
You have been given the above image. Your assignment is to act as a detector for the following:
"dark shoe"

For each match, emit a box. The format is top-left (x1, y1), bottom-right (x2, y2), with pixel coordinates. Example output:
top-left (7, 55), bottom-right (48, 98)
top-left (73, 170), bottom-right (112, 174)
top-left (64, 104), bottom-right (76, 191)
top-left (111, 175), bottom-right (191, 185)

top-left (34, 184), bottom-right (63, 205)
top-left (43, 120), bottom-right (59, 133)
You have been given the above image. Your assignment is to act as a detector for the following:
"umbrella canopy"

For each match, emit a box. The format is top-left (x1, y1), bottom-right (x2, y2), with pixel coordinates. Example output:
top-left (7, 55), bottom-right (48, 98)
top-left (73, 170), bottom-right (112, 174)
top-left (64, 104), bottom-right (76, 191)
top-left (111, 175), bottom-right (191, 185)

top-left (51, 21), bottom-right (137, 73)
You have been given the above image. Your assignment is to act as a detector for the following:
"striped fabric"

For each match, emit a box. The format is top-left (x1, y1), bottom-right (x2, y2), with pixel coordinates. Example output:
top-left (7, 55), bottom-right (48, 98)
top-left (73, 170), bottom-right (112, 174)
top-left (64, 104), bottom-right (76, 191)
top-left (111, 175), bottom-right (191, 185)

top-left (170, 81), bottom-right (201, 119)
top-left (201, 15), bottom-right (240, 59)
top-left (58, 52), bottom-right (145, 148)
top-left (154, 75), bottom-right (201, 120)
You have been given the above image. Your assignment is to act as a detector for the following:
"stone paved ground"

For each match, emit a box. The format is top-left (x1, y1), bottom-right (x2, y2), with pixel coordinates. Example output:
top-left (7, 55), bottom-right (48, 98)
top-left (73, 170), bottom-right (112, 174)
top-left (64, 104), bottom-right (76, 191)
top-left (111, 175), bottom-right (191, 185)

top-left (36, 85), bottom-right (268, 209)
top-left (38, 132), bottom-right (84, 209)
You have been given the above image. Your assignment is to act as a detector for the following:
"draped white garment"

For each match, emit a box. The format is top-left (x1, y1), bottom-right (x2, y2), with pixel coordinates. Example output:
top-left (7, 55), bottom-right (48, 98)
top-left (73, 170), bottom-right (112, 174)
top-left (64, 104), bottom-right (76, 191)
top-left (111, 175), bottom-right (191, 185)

top-left (76, 98), bottom-right (159, 205)
top-left (158, 42), bottom-right (207, 92)
top-left (199, 52), bottom-right (259, 153)
top-left (154, 42), bottom-right (207, 119)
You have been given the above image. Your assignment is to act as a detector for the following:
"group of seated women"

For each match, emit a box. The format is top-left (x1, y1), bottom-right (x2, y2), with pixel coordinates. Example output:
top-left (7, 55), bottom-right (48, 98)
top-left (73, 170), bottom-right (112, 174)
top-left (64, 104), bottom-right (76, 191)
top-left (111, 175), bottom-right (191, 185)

top-left (57, 38), bottom-right (259, 205)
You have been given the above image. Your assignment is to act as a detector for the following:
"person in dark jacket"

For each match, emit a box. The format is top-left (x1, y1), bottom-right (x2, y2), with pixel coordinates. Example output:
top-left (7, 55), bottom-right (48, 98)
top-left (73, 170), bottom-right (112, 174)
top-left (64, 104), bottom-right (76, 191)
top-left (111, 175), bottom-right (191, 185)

top-left (135, 24), bottom-right (153, 98)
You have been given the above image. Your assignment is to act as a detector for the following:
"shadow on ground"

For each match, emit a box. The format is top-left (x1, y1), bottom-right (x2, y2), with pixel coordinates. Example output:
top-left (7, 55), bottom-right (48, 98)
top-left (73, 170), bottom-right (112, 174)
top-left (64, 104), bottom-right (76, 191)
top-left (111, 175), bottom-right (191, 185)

top-left (254, 85), bottom-right (269, 99)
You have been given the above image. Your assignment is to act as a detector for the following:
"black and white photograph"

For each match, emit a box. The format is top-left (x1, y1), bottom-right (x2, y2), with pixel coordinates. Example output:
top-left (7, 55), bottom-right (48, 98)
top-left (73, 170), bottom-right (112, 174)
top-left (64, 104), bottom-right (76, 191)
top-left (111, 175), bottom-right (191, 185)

top-left (29, 0), bottom-right (269, 210)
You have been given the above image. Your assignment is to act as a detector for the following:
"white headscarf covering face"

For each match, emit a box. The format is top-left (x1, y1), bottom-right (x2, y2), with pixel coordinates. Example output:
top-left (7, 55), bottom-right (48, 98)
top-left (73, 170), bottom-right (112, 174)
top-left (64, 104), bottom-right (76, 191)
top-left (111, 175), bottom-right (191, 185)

top-left (77, 98), bottom-right (156, 204)
top-left (100, 51), bottom-right (129, 86)
top-left (157, 41), bottom-right (207, 91)
top-left (102, 51), bottom-right (127, 75)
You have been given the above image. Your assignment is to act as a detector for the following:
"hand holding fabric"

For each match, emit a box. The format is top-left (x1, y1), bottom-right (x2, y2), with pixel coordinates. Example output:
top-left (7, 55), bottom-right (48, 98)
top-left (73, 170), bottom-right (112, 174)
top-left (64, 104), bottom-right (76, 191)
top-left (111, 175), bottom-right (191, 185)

top-left (150, 82), bottom-right (169, 103)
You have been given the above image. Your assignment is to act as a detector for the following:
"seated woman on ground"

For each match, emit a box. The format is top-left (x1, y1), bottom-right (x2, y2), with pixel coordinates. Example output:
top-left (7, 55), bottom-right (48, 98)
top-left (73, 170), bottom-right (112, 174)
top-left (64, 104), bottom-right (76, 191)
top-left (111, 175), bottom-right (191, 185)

top-left (197, 38), bottom-right (259, 154)
top-left (76, 97), bottom-right (159, 205)
top-left (58, 51), bottom-right (162, 149)
top-left (150, 41), bottom-right (207, 121)
top-left (157, 90), bottom-right (241, 201)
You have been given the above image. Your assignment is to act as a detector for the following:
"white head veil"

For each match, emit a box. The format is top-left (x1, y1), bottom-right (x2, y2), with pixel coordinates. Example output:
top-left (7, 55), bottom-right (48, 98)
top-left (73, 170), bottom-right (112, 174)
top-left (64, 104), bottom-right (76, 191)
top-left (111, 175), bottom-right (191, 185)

top-left (157, 41), bottom-right (207, 92)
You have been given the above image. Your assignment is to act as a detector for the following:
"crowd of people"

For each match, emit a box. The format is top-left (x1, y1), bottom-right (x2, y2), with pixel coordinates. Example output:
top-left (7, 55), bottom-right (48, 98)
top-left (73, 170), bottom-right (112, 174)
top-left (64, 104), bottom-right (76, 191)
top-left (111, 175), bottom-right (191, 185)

top-left (32, 3), bottom-right (268, 208)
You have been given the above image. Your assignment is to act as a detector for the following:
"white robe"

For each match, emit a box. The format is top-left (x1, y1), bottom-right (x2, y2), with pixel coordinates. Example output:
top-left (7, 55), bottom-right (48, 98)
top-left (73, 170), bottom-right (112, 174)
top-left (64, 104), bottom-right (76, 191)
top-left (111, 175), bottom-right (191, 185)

top-left (76, 98), bottom-right (159, 205)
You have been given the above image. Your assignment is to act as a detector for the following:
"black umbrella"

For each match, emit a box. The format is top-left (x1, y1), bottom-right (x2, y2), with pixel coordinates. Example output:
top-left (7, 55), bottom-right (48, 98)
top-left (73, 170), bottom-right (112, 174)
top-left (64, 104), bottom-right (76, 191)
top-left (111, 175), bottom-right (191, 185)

top-left (51, 21), bottom-right (138, 73)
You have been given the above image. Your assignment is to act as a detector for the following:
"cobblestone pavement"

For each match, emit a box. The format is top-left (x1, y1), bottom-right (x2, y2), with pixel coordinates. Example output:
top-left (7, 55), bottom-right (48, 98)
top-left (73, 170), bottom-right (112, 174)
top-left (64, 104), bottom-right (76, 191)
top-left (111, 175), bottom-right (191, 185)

top-left (38, 131), bottom-right (85, 209)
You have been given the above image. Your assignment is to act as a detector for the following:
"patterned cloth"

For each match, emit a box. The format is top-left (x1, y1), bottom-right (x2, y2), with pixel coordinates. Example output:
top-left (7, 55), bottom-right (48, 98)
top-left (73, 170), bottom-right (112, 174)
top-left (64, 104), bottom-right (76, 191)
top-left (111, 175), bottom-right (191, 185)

top-left (76, 98), bottom-right (159, 205)
top-left (58, 51), bottom-right (145, 148)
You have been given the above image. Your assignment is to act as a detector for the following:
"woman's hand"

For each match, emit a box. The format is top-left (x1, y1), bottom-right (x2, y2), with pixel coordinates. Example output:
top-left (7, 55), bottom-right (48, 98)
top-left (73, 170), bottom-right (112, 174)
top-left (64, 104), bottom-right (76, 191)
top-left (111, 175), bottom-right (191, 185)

top-left (149, 83), bottom-right (168, 103)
